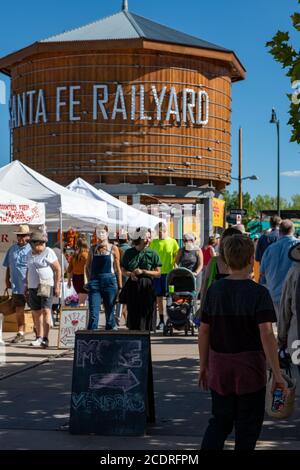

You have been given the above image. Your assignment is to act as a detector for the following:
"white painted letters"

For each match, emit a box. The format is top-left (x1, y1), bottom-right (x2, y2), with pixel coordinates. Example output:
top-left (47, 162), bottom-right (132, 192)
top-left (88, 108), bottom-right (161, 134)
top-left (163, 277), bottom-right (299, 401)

top-left (69, 86), bottom-right (81, 121)
top-left (35, 89), bottom-right (47, 124)
top-left (93, 85), bottom-right (108, 121)
top-left (112, 84), bottom-right (127, 120)
top-left (56, 86), bottom-right (67, 122)
top-left (10, 83), bottom-right (210, 128)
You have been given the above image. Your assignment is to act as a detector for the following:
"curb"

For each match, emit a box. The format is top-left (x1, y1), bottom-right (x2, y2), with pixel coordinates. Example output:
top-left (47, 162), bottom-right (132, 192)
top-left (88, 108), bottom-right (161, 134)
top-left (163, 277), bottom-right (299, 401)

top-left (0, 349), bottom-right (72, 381)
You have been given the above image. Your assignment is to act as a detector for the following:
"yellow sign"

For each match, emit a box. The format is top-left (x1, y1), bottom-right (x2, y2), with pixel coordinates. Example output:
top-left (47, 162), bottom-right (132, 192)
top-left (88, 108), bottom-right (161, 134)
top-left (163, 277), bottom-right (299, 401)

top-left (213, 198), bottom-right (225, 228)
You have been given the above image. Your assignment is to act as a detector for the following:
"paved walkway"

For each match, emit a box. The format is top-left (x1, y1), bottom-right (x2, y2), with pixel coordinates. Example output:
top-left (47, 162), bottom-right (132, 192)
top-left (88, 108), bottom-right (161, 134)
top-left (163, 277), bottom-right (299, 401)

top-left (0, 326), bottom-right (299, 450)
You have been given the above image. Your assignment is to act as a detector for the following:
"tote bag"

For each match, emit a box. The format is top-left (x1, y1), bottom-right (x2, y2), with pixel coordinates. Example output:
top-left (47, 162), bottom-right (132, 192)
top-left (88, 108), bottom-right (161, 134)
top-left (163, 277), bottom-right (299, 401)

top-left (265, 368), bottom-right (296, 419)
top-left (0, 289), bottom-right (16, 316)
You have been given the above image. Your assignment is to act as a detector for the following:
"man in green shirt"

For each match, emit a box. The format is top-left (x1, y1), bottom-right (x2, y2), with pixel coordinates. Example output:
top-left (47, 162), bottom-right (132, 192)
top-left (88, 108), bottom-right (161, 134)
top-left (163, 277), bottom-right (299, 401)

top-left (150, 223), bottom-right (179, 329)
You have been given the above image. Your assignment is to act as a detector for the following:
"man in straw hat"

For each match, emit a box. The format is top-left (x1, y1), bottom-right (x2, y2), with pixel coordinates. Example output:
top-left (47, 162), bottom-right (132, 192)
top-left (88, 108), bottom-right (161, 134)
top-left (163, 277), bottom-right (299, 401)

top-left (278, 242), bottom-right (300, 376)
top-left (2, 225), bottom-right (32, 343)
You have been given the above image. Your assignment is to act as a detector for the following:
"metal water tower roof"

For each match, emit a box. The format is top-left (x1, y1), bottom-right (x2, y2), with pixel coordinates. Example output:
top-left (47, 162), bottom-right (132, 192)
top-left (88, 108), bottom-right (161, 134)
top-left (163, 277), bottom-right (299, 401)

top-left (41, 6), bottom-right (230, 53)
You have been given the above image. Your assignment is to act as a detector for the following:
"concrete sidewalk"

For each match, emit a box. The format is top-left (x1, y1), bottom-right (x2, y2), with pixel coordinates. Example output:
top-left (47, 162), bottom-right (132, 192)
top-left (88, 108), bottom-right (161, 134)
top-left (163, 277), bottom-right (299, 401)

top-left (0, 327), bottom-right (299, 450)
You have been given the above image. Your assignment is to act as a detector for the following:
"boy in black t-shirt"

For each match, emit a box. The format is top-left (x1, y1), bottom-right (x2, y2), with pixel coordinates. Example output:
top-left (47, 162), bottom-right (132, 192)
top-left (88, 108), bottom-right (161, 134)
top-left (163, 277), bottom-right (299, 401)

top-left (199, 234), bottom-right (287, 450)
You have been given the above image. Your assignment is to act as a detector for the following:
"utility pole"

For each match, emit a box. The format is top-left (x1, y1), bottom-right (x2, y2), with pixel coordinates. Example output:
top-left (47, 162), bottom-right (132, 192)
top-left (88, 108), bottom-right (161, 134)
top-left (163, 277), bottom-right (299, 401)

top-left (238, 127), bottom-right (243, 209)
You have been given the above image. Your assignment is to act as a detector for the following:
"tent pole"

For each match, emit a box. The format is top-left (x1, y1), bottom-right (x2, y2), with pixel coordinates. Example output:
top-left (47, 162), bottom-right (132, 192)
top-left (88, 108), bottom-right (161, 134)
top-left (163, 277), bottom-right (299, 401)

top-left (59, 206), bottom-right (65, 305)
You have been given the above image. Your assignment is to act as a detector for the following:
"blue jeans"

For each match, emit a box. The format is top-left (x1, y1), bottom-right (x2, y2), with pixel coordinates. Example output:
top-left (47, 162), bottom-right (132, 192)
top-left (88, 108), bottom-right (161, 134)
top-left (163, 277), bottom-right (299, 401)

top-left (88, 274), bottom-right (118, 330)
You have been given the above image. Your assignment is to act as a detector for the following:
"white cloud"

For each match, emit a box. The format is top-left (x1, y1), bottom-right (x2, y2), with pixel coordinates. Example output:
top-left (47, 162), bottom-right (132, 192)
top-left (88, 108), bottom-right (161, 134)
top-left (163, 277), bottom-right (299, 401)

top-left (281, 171), bottom-right (300, 177)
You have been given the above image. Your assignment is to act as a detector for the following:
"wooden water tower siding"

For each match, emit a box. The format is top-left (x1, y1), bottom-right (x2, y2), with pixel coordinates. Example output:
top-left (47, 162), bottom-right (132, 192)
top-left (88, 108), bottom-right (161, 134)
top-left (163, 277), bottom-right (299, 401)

top-left (10, 45), bottom-right (232, 190)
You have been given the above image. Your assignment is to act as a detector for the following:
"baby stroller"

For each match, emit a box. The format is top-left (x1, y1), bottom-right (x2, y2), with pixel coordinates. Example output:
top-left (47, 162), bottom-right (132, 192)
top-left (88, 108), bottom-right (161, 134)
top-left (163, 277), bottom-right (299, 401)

top-left (163, 268), bottom-right (197, 336)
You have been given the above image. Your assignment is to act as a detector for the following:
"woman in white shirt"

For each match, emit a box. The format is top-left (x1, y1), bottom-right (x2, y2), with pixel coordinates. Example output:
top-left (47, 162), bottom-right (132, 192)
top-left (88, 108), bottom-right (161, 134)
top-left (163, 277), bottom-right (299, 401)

top-left (26, 231), bottom-right (61, 348)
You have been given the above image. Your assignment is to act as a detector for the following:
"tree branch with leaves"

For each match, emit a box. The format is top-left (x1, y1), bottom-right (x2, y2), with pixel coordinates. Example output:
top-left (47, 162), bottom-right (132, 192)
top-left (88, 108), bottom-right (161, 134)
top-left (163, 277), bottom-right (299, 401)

top-left (266, 1), bottom-right (300, 143)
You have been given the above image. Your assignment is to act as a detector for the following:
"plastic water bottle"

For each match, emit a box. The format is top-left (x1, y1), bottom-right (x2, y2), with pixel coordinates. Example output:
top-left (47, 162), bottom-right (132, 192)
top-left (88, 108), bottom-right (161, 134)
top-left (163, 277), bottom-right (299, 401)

top-left (271, 384), bottom-right (285, 412)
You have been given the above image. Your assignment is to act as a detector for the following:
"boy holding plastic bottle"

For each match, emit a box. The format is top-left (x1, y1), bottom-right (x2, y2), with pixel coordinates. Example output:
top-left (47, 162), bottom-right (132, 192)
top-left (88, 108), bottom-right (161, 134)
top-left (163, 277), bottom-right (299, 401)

top-left (198, 234), bottom-right (287, 450)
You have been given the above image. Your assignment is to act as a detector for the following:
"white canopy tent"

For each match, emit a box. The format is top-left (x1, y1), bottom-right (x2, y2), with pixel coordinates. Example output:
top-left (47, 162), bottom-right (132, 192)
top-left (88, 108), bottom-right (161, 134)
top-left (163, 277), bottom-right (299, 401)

top-left (0, 161), bottom-right (116, 302)
top-left (0, 161), bottom-right (113, 231)
top-left (67, 177), bottom-right (162, 230)
top-left (0, 188), bottom-right (45, 226)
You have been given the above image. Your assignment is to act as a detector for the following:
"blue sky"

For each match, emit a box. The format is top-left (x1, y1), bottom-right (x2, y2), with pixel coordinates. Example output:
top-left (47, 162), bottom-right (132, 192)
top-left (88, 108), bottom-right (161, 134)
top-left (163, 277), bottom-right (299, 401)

top-left (0, 0), bottom-right (299, 200)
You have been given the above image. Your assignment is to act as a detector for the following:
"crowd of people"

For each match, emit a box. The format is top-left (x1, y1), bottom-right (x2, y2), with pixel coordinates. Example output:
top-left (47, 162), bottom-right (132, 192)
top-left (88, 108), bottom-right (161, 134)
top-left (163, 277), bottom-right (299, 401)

top-left (2, 216), bottom-right (300, 450)
top-left (2, 221), bottom-right (207, 344)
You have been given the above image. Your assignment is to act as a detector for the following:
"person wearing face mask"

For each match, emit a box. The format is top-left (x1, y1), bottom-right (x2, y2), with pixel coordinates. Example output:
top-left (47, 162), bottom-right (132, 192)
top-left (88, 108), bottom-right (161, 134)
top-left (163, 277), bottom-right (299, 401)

top-left (26, 231), bottom-right (61, 348)
top-left (175, 233), bottom-right (203, 290)
top-left (85, 225), bottom-right (122, 330)
top-left (121, 227), bottom-right (162, 331)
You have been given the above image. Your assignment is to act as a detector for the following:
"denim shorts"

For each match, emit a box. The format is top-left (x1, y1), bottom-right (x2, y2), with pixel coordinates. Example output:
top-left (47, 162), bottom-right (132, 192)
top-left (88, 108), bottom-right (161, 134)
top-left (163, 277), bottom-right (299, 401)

top-left (12, 293), bottom-right (26, 308)
top-left (28, 288), bottom-right (53, 311)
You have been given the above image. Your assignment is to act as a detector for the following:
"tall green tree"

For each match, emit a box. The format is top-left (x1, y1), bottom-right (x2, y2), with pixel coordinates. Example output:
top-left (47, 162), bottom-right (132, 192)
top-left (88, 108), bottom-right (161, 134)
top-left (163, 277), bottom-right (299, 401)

top-left (288, 194), bottom-right (300, 208)
top-left (266, 1), bottom-right (300, 143)
top-left (253, 194), bottom-right (289, 211)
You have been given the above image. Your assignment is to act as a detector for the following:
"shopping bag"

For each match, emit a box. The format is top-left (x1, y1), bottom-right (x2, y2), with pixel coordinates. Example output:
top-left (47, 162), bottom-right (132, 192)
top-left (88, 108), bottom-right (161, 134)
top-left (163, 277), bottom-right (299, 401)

top-left (0, 289), bottom-right (16, 316)
top-left (265, 368), bottom-right (296, 419)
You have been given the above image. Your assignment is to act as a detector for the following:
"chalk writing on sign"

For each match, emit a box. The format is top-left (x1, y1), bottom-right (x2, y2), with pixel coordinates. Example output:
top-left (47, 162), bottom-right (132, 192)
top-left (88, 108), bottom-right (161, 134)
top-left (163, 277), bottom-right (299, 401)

top-left (76, 339), bottom-right (142, 368)
top-left (71, 391), bottom-right (145, 413)
top-left (89, 370), bottom-right (140, 392)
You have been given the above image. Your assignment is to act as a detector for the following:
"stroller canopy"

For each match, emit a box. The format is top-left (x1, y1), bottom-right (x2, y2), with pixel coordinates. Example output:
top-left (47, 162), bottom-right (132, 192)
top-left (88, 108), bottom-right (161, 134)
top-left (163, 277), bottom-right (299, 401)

top-left (166, 268), bottom-right (196, 293)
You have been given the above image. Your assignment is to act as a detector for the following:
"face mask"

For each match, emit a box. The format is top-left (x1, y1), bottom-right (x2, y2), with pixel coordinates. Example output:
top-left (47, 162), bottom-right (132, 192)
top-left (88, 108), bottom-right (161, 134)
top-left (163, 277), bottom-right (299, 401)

top-left (96, 230), bottom-right (107, 240)
top-left (184, 241), bottom-right (194, 251)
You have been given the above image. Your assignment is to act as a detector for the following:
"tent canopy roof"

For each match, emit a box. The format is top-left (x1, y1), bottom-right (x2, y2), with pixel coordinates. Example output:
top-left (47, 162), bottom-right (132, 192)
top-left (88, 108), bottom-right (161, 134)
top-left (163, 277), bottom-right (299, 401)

top-left (0, 161), bottom-right (110, 230)
top-left (67, 177), bottom-right (162, 230)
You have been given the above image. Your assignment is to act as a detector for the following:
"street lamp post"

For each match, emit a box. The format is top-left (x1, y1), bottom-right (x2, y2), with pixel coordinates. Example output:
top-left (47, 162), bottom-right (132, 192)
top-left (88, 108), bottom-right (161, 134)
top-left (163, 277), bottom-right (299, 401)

top-left (270, 108), bottom-right (280, 217)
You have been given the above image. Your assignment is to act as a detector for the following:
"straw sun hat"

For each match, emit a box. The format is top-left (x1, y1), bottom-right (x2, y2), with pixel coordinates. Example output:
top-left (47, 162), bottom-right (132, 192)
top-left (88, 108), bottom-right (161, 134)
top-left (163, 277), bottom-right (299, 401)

top-left (13, 224), bottom-right (32, 235)
top-left (288, 243), bottom-right (300, 262)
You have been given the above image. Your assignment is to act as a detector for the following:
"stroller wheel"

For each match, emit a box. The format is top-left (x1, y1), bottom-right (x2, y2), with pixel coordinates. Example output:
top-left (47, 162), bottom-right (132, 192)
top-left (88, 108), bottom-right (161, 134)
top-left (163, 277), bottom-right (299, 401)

top-left (163, 325), bottom-right (168, 336)
top-left (170, 325), bottom-right (174, 336)
top-left (184, 325), bottom-right (188, 336)
top-left (191, 324), bottom-right (195, 336)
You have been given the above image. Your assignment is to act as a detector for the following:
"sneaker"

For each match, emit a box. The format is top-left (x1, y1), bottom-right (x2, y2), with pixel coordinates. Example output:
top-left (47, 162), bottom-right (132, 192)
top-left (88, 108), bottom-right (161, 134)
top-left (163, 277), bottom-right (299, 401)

top-left (11, 333), bottom-right (25, 344)
top-left (31, 337), bottom-right (42, 347)
top-left (41, 338), bottom-right (49, 349)
top-left (156, 321), bottom-right (165, 331)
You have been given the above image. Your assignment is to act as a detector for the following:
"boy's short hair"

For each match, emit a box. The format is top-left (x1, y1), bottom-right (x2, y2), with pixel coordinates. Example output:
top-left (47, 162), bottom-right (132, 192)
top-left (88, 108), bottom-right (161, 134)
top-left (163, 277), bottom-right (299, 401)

top-left (223, 235), bottom-right (254, 270)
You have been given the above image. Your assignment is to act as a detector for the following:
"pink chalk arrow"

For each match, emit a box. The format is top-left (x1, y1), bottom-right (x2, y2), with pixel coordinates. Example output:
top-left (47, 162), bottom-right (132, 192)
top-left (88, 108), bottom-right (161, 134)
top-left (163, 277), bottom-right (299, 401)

top-left (89, 370), bottom-right (139, 392)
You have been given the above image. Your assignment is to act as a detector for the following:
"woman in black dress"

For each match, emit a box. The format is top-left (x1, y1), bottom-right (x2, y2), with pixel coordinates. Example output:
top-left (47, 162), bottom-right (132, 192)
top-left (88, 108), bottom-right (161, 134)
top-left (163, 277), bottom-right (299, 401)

top-left (121, 228), bottom-right (161, 331)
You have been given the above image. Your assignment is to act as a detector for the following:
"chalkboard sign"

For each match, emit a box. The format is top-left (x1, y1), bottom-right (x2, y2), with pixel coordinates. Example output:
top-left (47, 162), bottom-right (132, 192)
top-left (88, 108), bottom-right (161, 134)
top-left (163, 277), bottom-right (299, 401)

top-left (69, 330), bottom-right (155, 436)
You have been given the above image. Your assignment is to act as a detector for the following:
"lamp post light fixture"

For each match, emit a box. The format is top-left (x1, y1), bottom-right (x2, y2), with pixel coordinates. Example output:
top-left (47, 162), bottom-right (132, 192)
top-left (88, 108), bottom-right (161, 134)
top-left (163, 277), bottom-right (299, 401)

top-left (231, 175), bottom-right (259, 209)
top-left (231, 175), bottom-right (259, 181)
top-left (270, 108), bottom-right (280, 216)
